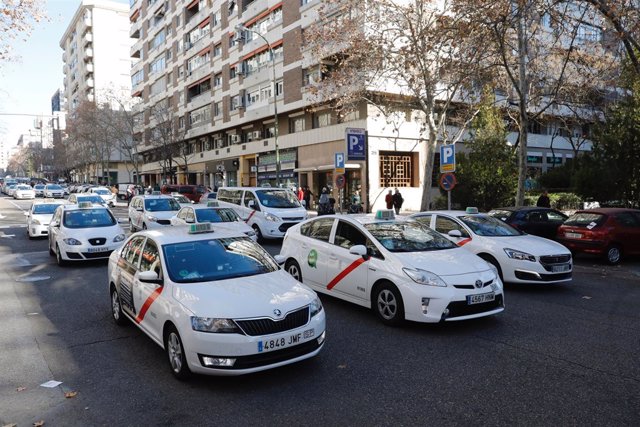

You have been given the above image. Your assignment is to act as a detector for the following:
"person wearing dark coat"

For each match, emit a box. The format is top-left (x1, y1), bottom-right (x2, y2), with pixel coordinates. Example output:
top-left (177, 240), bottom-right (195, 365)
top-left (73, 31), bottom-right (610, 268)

top-left (536, 190), bottom-right (551, 208)
top-left (392, 188), bottom-right (404, 214)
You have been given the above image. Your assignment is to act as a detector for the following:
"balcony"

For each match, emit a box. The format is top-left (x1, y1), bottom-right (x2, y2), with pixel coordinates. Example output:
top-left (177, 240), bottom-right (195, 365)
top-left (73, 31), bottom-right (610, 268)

top-left (83, 31), bottom-right (93, 45)
top-left (186, 91), bottom-right (212, 111)
top-left (62, 51), bottom-right (67, 62)
top-left (85, 63), bottom-right (94, 73)
top-left (130, 13), bottom-right (142, 38)
top-left (86, 78), bottom-right (94, 87)
top-left (85, 48), bottom-right (93, 58)
top-left (130, 38), bottom-right (143, 58)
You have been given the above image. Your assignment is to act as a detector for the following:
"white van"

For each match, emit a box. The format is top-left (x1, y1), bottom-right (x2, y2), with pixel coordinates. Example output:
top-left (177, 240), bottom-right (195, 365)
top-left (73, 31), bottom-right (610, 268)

top-left (216, 187), bottom-right (307, 240)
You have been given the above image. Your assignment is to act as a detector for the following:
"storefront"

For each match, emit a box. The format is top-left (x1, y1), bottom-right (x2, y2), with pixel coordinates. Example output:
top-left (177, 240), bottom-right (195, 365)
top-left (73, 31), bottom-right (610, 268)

top-left (257, 148), bottom-right (298, 189)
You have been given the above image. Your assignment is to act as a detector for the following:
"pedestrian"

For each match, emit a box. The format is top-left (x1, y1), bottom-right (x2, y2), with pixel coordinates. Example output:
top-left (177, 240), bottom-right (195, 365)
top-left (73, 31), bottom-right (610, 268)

top-left (303, 187), bottom-right (312, 210)
top-left (297, 186), bottom-right (304, 202)
top-left (318, 187), bottom-right (330, 215)
top-left (536, 190), bottom-right (551, 208)
top-left (126, 185), bottom-right (134, 206)
top-left (392, 188), bottom-right (404, 214)
top-left (153, 183), bottom-right (161, 192)
top-left (385, 189), bottom-right (393, 210)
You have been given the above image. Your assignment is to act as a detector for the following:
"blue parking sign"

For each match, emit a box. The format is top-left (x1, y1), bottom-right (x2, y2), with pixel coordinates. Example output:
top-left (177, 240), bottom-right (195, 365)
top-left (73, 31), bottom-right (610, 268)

top-left (440, 144), bottom-right (456, 173)
top-left (346, 128), bottom-right (366, 160)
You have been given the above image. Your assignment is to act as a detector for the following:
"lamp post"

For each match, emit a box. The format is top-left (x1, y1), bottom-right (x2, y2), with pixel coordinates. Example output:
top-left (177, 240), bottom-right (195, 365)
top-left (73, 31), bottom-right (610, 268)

top-left (236, 24), bottom-right (280, 187)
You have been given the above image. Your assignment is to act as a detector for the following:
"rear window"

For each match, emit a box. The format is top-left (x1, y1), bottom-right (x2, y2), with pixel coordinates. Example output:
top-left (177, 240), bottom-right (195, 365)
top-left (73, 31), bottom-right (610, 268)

top-left (564, 212), bottom-right (607, 228)
top-left (488, 210), bottom-right (513, 222)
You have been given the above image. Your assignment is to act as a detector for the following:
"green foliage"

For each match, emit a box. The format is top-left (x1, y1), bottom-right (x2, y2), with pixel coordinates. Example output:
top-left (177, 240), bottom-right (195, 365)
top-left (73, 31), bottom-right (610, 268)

top-left (450, 91), bottom-right (518, 211)
top-left (538, 162), bottom-right (573, 190)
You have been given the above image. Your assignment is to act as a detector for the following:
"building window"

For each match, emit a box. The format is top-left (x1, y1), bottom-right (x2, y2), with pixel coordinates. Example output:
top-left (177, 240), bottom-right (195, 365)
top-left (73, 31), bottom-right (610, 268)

top-left (150, 76), bottom-right (167, 96)
top-left (149, 54), bottom-right (166, 75)
top-left (189, 105), bottom-right (211, 127)
top-left (187, 49), bottom-right (211, 73)
top-left (214, 73), bottom-right (222, 87)
top-left (213, 43), bottom-right (221, 57)
top-left (230, 95), bottom-right (239, 111)
top-left (312, 111), bottom-right (332, 128)
top-left (289, 116), bottom-right (305, 133)
top-left (379, 151), bottom-right (418, 188)
top-left (214, 101), bottom-right (222, 117)
top-left (275, 80), bottom-right (283, 96)
top-left (230, 66), bottom-right (236, 79)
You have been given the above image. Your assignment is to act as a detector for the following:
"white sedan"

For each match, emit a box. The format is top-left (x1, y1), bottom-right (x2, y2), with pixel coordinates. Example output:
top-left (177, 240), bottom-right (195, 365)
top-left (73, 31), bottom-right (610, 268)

top-left (410, 209), bottom-right (572, 284)
top-left (44, 184), bottom-right (65, 198)
top-left (170, 205), bottom-right (257, 241)
top-left (107, 224), bottom-right (326, 378)
top-left (89, 187), bottom-right (117, 207)
top-left (279, 210), bottom-right (504, 325)
top-left (48, 202), bottom-right (126, 266)
top-left (13, 184), bottom-right (36, 200)
top-left (25, 200), bottom-right (67, 238)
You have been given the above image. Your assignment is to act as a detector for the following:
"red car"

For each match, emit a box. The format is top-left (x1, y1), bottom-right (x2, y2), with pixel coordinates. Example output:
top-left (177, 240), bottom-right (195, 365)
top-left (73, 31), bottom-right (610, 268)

top-left (557, 208), bottom-right (640, 264)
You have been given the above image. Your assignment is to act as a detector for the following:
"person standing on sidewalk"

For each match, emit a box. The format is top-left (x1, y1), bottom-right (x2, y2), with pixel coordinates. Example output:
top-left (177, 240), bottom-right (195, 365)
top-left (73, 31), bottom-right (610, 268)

top-left (392, 188), bottom-right (404, 214)
top-left (385, 190), bottom-right (393, 209)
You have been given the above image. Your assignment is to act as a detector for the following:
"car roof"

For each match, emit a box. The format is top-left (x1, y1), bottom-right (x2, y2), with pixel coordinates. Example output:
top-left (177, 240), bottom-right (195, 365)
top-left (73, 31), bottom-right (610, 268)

top-left (61, 203), bottom-right (109, 212)
top-left (134, 226), bottom-right (247, 245)
top-left (309, 213), bottom-right (414, 226)
top-left (33, 199), bottom-right (66, 205)
top-left (415, 210), bottom-right (488, 217)
top-left (134, 194), bottom-right (173, 200)
top-left (572, 208), bottom-right (640, 215)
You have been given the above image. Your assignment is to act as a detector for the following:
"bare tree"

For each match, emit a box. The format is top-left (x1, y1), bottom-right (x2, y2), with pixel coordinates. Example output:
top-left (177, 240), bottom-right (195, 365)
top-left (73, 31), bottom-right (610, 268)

top-left (0, 0), bottom-right (47, 64)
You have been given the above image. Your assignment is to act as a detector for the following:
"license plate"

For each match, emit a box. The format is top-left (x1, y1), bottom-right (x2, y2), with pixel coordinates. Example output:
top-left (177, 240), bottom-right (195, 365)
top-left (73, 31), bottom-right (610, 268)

top-left (466, 292), bottom-right (495, 305)
top-left (87, 247), bottom-right (109, 253)
top-left (552, 264), bottom-right (571, 273)
top-left (565, 232), bottom-right (582, 239)
top-left (258, 328), bottom-right (314, 352)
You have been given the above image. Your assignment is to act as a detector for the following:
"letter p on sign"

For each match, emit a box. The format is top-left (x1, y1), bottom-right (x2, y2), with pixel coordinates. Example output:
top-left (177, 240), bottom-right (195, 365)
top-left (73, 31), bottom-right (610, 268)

top-left (440, 144), bottom-right (456, 173)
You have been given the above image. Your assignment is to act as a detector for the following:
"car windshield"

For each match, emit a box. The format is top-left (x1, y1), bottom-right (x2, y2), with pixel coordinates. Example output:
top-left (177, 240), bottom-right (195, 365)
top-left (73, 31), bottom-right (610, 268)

top-left (256, 190), bottom-right (301, 208)
top-left (459, 215), bottom-right (523, 236)
top-left (47, 185), bottom-right (62, 190)
top-left (93, 189), bottom-right (110, 195)
top-left (206, 192), bottom-right (217, 199)
top-left (35, 185), bottom-right (45, 189)
top-left (77, 195), bottom-right (103, 204)
top-left (33, 204), bottom-right (62, 214)
top-left (63, 208), bottom-right (116, 228)
top-left (487, 210), bottom-right (513, 222)
top-left (145, 198), bottom-right (181, 212)
top-left (163, 237), bottom-right (278, 283)
top-left (364, 221), bottom-right (457, 252)
top-left (195, 208), bottom-right (241, 223)
top-left (17, 185), bottom-right (32, 190)
top-left (564, 212), bottom-right (606, 227)
top-left (173, 195), bottom-right (190, 203)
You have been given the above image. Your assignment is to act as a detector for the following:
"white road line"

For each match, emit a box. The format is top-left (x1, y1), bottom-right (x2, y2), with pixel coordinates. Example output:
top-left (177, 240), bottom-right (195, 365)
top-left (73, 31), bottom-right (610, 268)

top-left (7, 199), bottom-right (26, 211)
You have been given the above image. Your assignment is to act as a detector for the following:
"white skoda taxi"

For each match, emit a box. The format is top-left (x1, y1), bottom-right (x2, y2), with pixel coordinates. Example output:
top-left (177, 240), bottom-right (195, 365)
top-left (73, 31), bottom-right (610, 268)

top-left (170, 202), bottom-right (257, 241)
top-left (25, 199), bottom-right (67, 238)
top-left (128, 194), bottom-right (181, 232)
top-left (411, 208), bottom-right (572, 284)
top-left (48, 202), bottom-right (126, 266)
top-left (14, 184), bottom-right (36, 200)
top-left (107, 224), bottom-right (326, 378)
top-left (279, 210), bottom-right (504, 325)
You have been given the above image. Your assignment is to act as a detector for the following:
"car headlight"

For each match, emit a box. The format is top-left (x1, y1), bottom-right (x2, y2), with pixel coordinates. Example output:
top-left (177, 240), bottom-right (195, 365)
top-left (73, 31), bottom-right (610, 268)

top-left (63, 238), bottom-right (82, 245)
top-left (403, 268), bottom-right (447, 287)
top-left (190, 317), bottom-right (242, 334)
top-left (147, 215), bottom-right (158, 222)
top-left (113, 234), bottom-right (125, 242)
top-left (31, 218), bottom-right (41, 225)
top-left (504, 248), bottom-right (536, 262)
top-left (265, 213), bottom-right (280, 222)
top-left (310, 298), bottom-right (323, 317)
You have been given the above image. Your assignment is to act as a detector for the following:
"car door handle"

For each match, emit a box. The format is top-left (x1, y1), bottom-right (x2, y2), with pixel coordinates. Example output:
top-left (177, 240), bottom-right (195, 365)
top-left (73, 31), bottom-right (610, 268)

top-left (369, 267), bottom-right (376, 271)
top-left (301, 244), bottom-right (308, 249)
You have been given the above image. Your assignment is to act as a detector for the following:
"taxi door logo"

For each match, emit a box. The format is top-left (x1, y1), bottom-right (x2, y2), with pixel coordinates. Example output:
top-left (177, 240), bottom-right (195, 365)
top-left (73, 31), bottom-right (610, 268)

top-left (307, 249), bottom-right (318, 268)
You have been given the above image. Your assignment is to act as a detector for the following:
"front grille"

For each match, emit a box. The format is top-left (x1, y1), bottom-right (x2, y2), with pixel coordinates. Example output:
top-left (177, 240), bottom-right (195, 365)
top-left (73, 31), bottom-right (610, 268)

top-left (515, 271), bottom-right (572, 282)
top-left (81, 250), bottom-right (113, 259)
top-left (282, 217), bottom-right (304, 221)
top-left (539, 254), bottom-right (571, 264)
top-left (443, 295), bottom-right (504, 320)
top-left (156, 219), bottom-right (171, 225)
top-left (88, 237), bottom-right (106, 246)
top-left (236, 306), bottom-right (309, 336)
top-left (66, 252), bottom-right (83, 260)
top-left (198, 338), bottom-right (322, 370)
top-left (278, 222), bottom-right (297, 233)
top-left (453, 279), bottom-right (494, 290)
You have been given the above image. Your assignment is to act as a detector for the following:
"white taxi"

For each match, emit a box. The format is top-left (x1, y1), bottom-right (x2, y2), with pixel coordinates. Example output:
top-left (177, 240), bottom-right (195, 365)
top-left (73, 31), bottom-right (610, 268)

top-left (279, 210), bottom-right (504, 325)
top-left (25, 199), bottom-right (67, 238)
top-left (88, 186), bottom-right (117, 207)
top-left (44, 184), bottom-right (65, 198)
top-left (170, 203), bottom-right (257, 241)
top-left (48, 202), bottom-right (126, 266)
top-left (411, 208), bottom-right (572, 284)
top-left (14, 184), bottom-right (36, 200)
top-left (128, 194), bottom-right (181, 232)
top-left (107, 224), bottom-right (326, 378)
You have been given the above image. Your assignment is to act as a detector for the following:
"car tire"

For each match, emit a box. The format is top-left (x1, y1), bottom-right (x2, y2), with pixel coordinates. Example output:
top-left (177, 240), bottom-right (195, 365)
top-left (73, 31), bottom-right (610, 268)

top-left (55, 244), bottom-right (66, 267)
top-left (285, 260), bottom-right (303, 282)
top-left (252, 224), bottom-right (263, 242)
top-left (129, 220), bottom-right (136, 232)
top-left (164, 325), bottom-right (191, 380)
top-left (110, 286), bottom-right (128, 326)
top-left (605, 244), bottom-right (622, 265)
top-left (373, 282), bottom-right (405, 326)
top-left (479, 254), bottom-right (504, 282)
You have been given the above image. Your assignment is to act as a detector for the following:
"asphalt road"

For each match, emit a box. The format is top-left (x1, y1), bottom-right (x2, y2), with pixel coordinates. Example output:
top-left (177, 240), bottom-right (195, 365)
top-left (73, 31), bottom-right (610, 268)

top-left (1, 196), bottom-right (639, 426)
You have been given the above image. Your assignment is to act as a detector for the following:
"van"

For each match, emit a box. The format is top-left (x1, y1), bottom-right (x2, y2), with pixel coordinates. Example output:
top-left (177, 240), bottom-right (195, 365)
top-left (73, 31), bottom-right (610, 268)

top-left (160, 184), bottom-right (206, 202)
top-left (216, 187), bottom-right (307, 240)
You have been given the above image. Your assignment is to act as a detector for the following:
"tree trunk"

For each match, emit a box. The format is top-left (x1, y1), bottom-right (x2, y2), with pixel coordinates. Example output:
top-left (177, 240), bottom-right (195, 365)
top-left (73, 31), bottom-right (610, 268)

top-left (515, 4), bottom-right (529, 207)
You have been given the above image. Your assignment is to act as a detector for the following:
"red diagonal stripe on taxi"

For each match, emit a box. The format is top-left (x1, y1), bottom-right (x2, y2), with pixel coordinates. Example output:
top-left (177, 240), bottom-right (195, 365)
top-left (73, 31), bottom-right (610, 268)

top-left (457, 238), bottom-right (472, 247)
top-left (327, 258), bottom-right (366, 290)
top-left (245, 210), bottom-right (256, 223)
top-left (134, 287), bottom-right (163, 324)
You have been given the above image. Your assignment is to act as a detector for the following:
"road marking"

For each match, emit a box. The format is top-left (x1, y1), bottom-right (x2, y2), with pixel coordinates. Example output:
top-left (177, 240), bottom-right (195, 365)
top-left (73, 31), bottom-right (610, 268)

top-left (7, 199), bottom-right (26, 211)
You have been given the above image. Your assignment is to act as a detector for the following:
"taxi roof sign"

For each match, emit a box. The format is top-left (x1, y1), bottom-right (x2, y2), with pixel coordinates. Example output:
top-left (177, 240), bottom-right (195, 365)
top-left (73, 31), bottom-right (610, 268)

top-left (207, 201), bottom-right (219, 207)
top-left (151, 191), bottom-right (162, 195)
top-left (375, 209), bottom-right (395, 220)
top-left (189, 222), bottom-right (214, 234)
top-left (465, 207), bottom-right (479, 214)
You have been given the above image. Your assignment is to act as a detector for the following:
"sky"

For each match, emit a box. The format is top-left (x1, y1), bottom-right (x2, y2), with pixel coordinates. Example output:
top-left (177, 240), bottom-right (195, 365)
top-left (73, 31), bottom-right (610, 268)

top-left (0, 0), bottom-right (129, 150)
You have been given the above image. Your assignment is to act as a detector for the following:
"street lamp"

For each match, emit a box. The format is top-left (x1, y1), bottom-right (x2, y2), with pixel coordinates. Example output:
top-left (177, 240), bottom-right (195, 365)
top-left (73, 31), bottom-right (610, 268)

top-left (236, 24), bottom-right (280, 187)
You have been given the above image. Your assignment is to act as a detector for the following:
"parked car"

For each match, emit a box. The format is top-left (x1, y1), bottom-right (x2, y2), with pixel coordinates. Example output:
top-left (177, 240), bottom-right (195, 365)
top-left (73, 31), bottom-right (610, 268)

top-left (557, 208), bottom-right (640, 265)
top-left (44, 184), bottom-right (65, 198)
top-left (160, 184), bottom-right (206, 203)
top-left (198, 191), bottom-right (217, 204)
top-left (33, 184), bottom-right (46, 197)
top-left (170, 192), bottom-right (194, 207)
top-left (13, 184), bottom-right (36, 200)
top-left (488, 207), bottom-right (568, 241)
top-left (5, 184), bottom-right (17, 196)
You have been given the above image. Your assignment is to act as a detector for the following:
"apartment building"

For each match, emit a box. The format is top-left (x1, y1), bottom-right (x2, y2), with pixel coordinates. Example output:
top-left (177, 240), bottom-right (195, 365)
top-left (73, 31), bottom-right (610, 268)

top-left (60, 0), bottom-right (134, 184)
top-left (131, 0), bottom-right (600, 212)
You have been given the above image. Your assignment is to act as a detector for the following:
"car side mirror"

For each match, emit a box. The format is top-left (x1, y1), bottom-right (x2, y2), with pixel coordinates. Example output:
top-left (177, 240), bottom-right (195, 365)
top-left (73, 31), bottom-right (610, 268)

top-left (448, 230), bottom-right (462, 238)
top-left (136, 207), bottom-right (143, 212)
top-left (186, 219), bottom-right (194, 224)
top-left (137, 270), bottom-right (163, 285)
top-left (248, 200), bottom-right (255, 208)
top-left (50, 221), bottom-right (60, 227)
top-left (273, 254), bottom-right (286, 266)
top-left (349, 245), bottom-right (368, 259)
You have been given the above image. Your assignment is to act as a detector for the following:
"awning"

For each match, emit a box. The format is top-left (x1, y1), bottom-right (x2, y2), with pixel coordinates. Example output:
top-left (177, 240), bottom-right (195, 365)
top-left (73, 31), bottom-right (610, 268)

top-left (294, 164), bottom-right (361, 172)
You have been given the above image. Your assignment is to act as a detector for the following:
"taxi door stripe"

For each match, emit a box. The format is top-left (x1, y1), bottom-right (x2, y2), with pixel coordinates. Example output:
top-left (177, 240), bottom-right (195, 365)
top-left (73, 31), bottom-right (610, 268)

top-left (458, 238), bottom-right (472, 247)
top-left (134, 286), bottom-right (163, 324)
top-left (245, 210), bottom-right (256, 223)
top-left (327, 258), bottom-right (366, 290)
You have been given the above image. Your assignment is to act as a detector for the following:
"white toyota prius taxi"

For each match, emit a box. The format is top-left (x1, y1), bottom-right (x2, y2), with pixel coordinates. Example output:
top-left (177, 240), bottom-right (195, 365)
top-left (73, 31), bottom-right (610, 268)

top-left (279, 210), bottom-right (504, 325)
top-left (411, 208), bottom-right (572, 284)
top-left (107, 224), bottom-right (326, 379)
top-left (48, 202), bottom-right (126, 266)
top-left (170, 203), bottom-right (257, 241)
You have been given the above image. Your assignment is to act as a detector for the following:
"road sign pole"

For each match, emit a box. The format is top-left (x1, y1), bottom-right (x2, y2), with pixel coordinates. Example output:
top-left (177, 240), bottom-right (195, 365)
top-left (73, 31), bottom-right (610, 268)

top-left (448, 190), bottom-right (451, 210)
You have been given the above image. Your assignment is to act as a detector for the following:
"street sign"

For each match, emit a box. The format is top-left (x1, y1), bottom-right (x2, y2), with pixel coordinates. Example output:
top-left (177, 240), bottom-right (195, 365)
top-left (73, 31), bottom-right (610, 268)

top-left (440, 173), bottom-right (457, 191)
top-left (335, 152), bottom-right (345, 174)
top-left (346, 128), bottom-right (366, 160)
top-left (335, 174), bottom-right (346, 189)
top-left (440, 144), bottom-right (456, 173)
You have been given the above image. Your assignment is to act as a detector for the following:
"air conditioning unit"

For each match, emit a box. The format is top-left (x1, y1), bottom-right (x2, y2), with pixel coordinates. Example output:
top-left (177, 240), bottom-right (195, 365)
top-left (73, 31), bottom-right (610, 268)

top-left (235, 62), bottom-right (245, 76)
top-left (233, 30), bottom-right (245, 43)
top-left (252, 130), bottom-right (262, 140)
top-left (230, 134), bottom-right (241, 144)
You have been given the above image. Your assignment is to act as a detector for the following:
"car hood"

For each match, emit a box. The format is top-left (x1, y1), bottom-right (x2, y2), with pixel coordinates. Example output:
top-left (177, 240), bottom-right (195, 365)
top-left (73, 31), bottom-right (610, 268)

top-left (72, 224), bottom-right (125, 240)
top-left (172, 270), bottom-right (316, 318)
top-left (264, 207), bottom-right (307, 219)
top-left (479, 234), bottom-right (570, 255)
top-left (393, 248), bottom-right (492, 276)
top-left (32, 213), bottom-right (54, 223)
top-left (146, 210), bottom-right (179, 220)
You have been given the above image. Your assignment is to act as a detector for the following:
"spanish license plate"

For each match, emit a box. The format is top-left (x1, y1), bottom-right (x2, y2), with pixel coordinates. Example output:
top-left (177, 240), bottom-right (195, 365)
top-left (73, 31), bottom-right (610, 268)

top-left (552, 264), bottom-right (571, 273)
top-left (258, 328), bottom-right (314, 352)
top-left (87, 247), bottom-right (109, 253)
top-left (565, 232), bottom-right (582, 239)
top-left (466, 292), bottom-right (495, 305)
